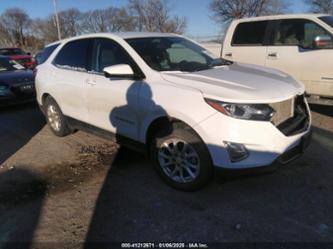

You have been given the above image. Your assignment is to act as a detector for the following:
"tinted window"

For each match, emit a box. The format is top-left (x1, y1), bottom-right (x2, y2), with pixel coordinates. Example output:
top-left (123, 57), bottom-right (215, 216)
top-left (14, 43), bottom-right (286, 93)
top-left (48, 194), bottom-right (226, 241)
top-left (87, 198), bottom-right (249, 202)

top-left (92, 38), bottom-right (135, 73)
top-left (54, 39), bottom-right (92, 71)
top-left (232, 21), bottom-right (268, 45)
top-left (273, 19), bottom-right (333, 48)
top-left (37, 44), bottom-right (59, 65)
top-left (319, 16), bottom-right (333, 28)
top-left (127, 37), bottom-right (223, 72)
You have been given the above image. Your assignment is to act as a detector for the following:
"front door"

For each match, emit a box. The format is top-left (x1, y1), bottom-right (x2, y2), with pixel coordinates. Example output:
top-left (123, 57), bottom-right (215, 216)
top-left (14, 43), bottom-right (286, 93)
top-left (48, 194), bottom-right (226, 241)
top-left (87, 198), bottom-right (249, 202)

top-left (85, 38), bottom-right (142, 140)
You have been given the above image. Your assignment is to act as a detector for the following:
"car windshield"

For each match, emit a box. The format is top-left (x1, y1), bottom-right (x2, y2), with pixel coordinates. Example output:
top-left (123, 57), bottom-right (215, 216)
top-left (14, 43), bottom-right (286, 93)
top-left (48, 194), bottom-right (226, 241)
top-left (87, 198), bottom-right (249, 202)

top-left (0, 58), bottom-right (22, 72)
top-left (0, 48), bottom-right (25, 56)
top-left (126, 37), bottom-right (229, 72)
top-left (319, 16), bottom-right (333, 28)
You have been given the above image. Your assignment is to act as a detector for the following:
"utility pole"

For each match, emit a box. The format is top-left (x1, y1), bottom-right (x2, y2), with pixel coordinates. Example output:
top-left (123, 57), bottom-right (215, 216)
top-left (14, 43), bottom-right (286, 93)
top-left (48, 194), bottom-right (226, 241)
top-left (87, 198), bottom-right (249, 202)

top-left (53, 0), bottom-right (61, 40)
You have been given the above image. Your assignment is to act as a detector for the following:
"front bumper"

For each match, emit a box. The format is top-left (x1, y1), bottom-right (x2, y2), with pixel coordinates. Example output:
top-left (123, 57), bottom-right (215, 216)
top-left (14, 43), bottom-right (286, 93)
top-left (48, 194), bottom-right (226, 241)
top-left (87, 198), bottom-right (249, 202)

top-left (193, 100), bottom-right (312, 169)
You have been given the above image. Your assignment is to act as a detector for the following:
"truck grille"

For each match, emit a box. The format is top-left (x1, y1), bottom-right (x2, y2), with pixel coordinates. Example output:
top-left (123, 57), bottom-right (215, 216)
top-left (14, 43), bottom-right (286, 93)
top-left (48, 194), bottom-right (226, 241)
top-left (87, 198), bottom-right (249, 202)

top-left (271, 95), bottom-right (309, 136)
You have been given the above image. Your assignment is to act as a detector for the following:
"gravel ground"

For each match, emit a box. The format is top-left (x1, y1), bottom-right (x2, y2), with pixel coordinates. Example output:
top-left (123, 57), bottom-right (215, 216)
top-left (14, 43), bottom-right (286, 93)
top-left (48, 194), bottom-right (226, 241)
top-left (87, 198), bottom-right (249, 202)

top-left (0, 102), bottom-right (332, 248)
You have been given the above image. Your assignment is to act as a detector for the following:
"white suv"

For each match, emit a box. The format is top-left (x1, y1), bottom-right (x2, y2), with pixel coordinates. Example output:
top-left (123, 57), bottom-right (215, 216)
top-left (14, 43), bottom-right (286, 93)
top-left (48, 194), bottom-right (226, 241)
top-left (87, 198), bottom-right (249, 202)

top-left (222, 14), bottom-right (333, 104)
top-left (36, 33), bottom-right (311, 191)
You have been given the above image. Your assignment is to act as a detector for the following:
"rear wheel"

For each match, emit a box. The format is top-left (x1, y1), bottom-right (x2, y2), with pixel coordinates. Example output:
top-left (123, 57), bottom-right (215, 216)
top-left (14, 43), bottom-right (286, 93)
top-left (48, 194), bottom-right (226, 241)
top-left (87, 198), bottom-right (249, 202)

top-left (150, 122), bottom-right (213, 191)
top-left (44, 96), bottom-right (71, 137)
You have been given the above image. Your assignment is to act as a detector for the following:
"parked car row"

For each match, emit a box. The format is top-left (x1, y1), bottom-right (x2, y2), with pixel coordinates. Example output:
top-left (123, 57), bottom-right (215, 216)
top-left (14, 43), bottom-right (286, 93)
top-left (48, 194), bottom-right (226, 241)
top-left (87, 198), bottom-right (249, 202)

top-left (0, 56), bottom-right (35, 106)
top-left (0, 47), bottom-right (36, 69)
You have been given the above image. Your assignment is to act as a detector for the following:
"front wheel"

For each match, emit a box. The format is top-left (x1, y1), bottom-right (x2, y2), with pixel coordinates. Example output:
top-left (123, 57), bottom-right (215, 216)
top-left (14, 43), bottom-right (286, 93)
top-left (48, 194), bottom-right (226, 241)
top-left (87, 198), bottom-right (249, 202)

top-left (150, 123), bottom-right (213, 191)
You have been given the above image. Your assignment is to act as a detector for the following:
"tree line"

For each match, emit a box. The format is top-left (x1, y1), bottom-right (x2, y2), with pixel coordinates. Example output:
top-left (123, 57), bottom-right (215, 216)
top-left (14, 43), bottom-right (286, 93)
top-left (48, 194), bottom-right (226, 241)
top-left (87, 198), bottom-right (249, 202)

top-left (0, 0), bottom-right (187, 53)
top-left (0, 0), bottom-right (332, 53)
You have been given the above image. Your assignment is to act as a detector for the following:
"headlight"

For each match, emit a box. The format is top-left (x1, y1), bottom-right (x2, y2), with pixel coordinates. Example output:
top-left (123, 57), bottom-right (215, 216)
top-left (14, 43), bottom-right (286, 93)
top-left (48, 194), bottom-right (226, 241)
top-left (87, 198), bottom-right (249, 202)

top-left (205, 98), bottom-right (275, 121)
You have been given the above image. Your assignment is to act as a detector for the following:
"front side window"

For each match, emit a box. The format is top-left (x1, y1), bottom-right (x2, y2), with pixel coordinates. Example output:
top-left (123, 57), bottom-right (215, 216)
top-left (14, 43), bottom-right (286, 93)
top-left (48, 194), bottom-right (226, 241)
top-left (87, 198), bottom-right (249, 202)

top-left (54, 39), bottom-right (92, 71)
top-left (232, 21), bottom-right (268, 46)
top-left (272, 19), bottom-right (333, 48)
top-left (92, 38), bottom-right (135, 73)
top-left (126, 37), bottom-right (224, 72)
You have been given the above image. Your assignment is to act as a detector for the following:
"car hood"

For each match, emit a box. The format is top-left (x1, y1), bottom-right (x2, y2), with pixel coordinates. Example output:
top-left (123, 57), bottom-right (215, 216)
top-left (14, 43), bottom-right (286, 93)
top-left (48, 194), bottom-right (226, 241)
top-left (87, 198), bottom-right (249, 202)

top-left (160, 62), bottom-right (305, 103)
top-left (0, 70), bottom-right (34, 85)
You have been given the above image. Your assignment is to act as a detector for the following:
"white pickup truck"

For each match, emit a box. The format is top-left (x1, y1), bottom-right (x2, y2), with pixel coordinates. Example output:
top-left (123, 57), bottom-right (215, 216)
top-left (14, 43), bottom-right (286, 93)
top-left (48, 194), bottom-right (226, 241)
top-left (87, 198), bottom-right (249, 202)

top-left (222, 14), bottom-right (333, 105)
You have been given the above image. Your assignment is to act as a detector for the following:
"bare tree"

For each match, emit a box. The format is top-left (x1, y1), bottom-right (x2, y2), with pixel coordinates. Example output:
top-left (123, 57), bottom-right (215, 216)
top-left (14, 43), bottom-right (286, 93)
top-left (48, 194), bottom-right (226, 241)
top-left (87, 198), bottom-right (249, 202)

top-left (305, 0), bottom-right (333, 14)
top-left (0, 8), bottom-right (31, 47)
top-left (58, 8), bottom-right (83, 38)
top-left (128, 0), bottom-right (187, 33)
top-left (210, 0), bottom-right (288, 23)
top-left (82, 7), bottom-right (135, 33)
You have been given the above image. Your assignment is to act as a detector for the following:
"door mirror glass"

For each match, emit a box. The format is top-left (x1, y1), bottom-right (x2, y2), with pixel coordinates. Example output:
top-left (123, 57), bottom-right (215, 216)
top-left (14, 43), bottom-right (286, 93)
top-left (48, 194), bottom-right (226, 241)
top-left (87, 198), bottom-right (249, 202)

top-left (103, 64), bottom-right (134, 78)
top-left (313, 35), bottom-right (333, 49)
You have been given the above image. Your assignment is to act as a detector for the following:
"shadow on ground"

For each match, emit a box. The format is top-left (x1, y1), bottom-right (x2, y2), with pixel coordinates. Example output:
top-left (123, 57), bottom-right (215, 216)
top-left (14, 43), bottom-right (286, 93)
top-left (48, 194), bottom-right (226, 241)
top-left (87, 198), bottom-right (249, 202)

top-left (0, 102), bottom-right (45, 164)
top-left (0, 168), bottom-right (47, 249)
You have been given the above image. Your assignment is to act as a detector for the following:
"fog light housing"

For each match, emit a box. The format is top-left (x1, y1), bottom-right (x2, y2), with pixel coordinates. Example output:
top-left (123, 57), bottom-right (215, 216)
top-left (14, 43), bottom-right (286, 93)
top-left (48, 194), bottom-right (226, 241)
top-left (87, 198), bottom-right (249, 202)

top-left (224, 142), bottom-right (249, 162)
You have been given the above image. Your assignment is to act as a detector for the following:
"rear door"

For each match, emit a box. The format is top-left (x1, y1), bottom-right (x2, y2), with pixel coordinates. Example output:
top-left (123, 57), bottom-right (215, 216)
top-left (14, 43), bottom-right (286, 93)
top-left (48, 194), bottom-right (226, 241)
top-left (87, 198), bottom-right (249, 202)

top-left (265, 18), bottom-right (333, 96)
top-left (222, 20), bottom-right (269, 66)
top-left (52, 38), bottom-right (93, 122)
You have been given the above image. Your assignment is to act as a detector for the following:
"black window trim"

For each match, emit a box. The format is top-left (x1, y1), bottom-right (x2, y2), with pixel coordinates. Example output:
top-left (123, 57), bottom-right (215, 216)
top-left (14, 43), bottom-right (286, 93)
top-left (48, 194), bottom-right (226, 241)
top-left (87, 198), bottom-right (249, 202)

top-left (52, 38), bottom-right (93, 73)
top-left (266, 18), bottom-right (333, 49)
top-left (231, 20), bottom-right (271, 47)
top-left (90, 37), bottom-right (145, 79)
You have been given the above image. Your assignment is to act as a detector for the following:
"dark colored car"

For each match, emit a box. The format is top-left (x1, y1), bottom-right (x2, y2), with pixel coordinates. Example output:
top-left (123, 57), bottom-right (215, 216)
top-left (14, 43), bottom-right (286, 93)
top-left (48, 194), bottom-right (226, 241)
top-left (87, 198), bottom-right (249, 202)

top-left (0, 48), bottom-right (36, 69)
top-left (0, 56), bottom-right (35, 106)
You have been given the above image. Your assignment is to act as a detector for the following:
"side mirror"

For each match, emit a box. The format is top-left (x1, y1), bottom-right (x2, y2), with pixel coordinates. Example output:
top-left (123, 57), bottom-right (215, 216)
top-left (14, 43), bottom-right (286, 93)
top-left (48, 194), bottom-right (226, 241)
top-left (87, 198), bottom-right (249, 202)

top-left (27, 52), bottom-right (31, 56)
top-left (103, 64), bottom-right (134, 78)
top-left (313, 35), bottom-right (333, 49)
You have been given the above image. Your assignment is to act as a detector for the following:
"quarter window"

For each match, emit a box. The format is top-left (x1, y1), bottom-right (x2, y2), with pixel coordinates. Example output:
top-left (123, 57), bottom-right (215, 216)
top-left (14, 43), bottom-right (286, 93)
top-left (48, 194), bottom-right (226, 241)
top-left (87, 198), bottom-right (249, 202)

top-left (232, 21), bottom-right (268, 46)
top-left (38, 44), bottom-right (59, 65)
top-left (272, 19), bottom-right (333, 48)
top-left (54, 39), bottom-right (92, 71)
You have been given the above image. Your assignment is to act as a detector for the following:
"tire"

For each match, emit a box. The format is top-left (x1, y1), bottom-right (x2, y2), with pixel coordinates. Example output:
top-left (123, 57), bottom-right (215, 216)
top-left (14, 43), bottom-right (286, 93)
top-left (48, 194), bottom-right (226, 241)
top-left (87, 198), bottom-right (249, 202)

top-left (44, 96), bottom-right (71, 137)
top-left (150, 122), bottom-right (213, 191)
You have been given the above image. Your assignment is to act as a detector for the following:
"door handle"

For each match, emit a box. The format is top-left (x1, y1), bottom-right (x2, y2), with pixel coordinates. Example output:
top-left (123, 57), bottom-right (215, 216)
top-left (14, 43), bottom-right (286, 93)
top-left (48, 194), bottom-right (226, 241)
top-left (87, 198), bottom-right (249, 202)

top-left (225, 52), bottom-right (232, 57)
top-left (268, 52), bottom-right (277, 57)
top-left (86, 79), bottom-right (96, 86)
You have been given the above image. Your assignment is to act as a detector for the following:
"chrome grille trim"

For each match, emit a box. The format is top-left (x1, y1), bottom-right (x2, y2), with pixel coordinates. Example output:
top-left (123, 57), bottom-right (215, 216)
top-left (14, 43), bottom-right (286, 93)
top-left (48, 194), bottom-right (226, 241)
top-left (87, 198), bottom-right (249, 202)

top-left (270, 98), bottom-right (294, 126)
top-left (271, 94), bottom-right (309, 136)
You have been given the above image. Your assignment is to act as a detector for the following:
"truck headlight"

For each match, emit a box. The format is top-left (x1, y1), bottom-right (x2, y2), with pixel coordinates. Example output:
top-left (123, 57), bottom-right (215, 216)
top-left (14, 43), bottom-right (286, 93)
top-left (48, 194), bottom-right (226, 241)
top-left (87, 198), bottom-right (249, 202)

top-left (205, 98), bottom-right (275, 121)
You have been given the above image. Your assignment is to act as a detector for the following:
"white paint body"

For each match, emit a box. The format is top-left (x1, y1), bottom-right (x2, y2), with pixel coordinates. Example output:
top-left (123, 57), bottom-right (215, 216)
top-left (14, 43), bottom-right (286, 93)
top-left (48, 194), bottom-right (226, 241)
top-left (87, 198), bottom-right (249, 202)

top-left (222, 14), bottom-right (333, 98)
top-left (36, 32), bottom-right (311, 169)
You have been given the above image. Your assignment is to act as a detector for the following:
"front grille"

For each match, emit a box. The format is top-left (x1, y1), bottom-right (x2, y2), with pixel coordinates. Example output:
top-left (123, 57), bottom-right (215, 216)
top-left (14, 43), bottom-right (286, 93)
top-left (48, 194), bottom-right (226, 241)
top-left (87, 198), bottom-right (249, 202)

top-left (275, 95), bottom-right (309, 136)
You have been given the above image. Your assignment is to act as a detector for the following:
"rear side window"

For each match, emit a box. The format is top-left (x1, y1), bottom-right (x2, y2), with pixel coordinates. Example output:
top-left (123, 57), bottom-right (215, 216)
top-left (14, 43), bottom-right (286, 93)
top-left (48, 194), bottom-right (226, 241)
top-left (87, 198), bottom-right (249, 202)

top-left (37, 44), bottom-right (59, 65)
top-left (54, 39), bottom-right (92, 71)
top-left (232, 21), bottom-right (268, 46)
